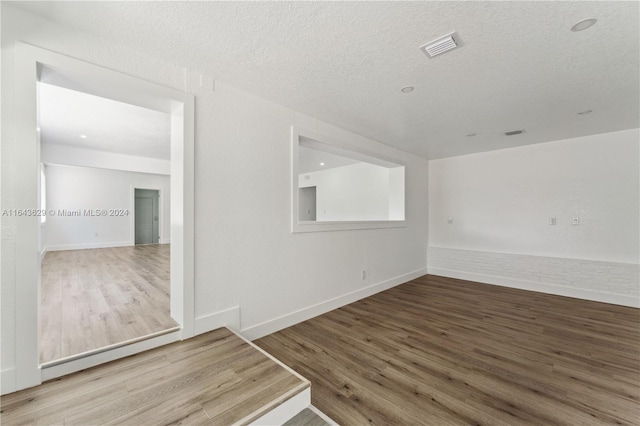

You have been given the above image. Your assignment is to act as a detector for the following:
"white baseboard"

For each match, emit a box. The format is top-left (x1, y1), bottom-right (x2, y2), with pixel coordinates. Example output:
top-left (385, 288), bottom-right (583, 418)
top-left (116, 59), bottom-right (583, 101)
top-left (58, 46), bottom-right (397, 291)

top-left (45, 241), bottom-right (131, 251)
top-left (160, 238), bottom-right (170, 244)
top-left (241, 267), bottom-right (429, 341)
top-left (428, 267), bottom-right (640, 308)
top-left (194, 306), bottom-right (241, 336)
top-left (1, 367), bottom-right (17, 395)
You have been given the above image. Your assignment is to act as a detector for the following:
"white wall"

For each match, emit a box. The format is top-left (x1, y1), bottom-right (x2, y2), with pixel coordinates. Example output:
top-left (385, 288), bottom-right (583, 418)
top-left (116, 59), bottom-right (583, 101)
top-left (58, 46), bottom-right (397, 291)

top-left (43, 164), bottom-right (171, 250)
top-left (1, 4), bottom-right (429, 392)
top-left (42, 144), bottom-right (170, 176)
top-left (197, 82), bottom-right (428, 333)
top-left (388, 167), bottom-right (405, 220)
top-left (428, 129), bottom-right (640, 306)
top-left (299, 162), bottom-right (391, 221)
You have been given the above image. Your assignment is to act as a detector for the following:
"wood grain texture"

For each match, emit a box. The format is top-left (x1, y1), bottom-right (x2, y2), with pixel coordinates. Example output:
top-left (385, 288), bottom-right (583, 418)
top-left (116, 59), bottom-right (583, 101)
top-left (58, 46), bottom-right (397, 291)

top-left (1, 328), bottom-right (309, 425)
top-left (256, 275), bottom-right (640, 425)
top-left (39, 245), bottom-right (178, 364)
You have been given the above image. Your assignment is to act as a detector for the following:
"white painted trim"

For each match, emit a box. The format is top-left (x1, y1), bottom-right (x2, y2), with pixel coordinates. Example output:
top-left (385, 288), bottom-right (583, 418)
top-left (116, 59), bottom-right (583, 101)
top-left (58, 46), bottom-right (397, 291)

top-left (1, 368), bottom-right (17, 395)
top-left (41, 330), bottom-right (181, 382)
top-left (40, 326), bottom-right (180, 368)
top-left (241, 267), bottom-right (429, 341)
top-left (45, 241), bottom-right (131, 252)
top-left (291, 126), bottom-right (407, 233)
top-left (249, 387), bottom-right (311, 426)
top-left (295, 220), bottom-right (406, 233)
top-left (13, 42), bottom-right (195, 391)
top-left (194, 306), bottom-right (241, 336)
top-left (309, 405), bottom-right (339, 425)
top-left (14, 41), bottom-right (43, 391)
top-left (160, 238), bottom-right (170, 244)
top-left (427, 268), bottom-right (640, 308)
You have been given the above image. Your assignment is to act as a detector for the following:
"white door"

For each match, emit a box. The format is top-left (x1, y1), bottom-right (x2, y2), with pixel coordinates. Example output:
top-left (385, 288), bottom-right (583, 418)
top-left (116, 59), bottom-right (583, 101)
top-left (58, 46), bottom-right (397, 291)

top-left (135, 197), bottom-right (154, 244)
top-left (299, 186), bottom-right (317, 221)
top-left (135, 188), bottom-right (159, 244)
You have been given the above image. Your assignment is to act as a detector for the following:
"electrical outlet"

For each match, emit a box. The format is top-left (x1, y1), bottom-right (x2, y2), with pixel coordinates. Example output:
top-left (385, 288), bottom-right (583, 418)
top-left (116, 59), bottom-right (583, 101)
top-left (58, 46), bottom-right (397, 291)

top-left (549, 217), bottom-right (556, 225)
top-left (361, 270), bottom-right (366, 280)
top-left (572, 217), bottom-right (579, 225)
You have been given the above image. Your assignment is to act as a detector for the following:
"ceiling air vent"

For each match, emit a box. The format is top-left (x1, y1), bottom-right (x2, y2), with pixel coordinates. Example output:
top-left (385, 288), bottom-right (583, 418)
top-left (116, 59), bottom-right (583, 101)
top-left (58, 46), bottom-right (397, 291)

top-left (505, 129), bottom-right (524, 136)
top-left (421, 32), bottom-right (460, 58)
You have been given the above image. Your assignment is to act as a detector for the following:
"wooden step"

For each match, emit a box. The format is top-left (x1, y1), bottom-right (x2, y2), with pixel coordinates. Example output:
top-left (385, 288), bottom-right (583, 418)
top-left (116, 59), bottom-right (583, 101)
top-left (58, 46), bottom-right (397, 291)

top-left (283, 406), bottom-right (337, 426)
top-left (0, 328), bottom-right (310, 425)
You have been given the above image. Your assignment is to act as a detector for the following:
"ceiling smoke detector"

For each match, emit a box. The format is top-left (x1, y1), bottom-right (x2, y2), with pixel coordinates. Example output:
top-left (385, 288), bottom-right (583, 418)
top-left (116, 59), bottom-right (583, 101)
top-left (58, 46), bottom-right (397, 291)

top-left (504, 129), bottom-right (524, 136)
top-left (421, 32), bottom-right (460, 58)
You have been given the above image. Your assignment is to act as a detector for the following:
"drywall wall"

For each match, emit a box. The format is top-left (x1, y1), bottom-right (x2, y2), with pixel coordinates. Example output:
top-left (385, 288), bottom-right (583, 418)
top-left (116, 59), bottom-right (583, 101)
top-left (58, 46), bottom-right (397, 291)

top-left (43, 164), bottom-right (171, 250)
top-left (196, 80), bottom-right (428, 333)
top-left (388, 167), bottom-right (405, 220)
top-left (1, 5), bottom-right (429, 392)
top-left (42, 144), bottom-right (171, 175)
top-left (299, 162), bottom-right (391, 221)
top-left (428, 129), bottom-right (640, 305)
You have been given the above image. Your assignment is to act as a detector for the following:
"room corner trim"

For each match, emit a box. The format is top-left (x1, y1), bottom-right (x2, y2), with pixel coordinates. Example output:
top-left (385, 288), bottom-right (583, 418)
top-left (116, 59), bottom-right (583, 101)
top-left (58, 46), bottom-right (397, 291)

top-left (194, 306), bottom-right (241, 336)
top-left (1, 367), bottom-right (17, 395)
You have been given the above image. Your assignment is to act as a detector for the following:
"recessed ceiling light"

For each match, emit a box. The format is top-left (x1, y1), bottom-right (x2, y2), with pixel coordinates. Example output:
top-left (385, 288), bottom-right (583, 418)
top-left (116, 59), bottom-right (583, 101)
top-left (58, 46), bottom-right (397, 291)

top-left (80, 134), bottom-right (87, 139)
top-left (571, 18), bottom-right (597, 32)
top-left (401, 86), bottom-right (414, 93)
top-left (320, 162), bottom-right (325, 166)
top-left (577, 109), bottom-right (593, 115)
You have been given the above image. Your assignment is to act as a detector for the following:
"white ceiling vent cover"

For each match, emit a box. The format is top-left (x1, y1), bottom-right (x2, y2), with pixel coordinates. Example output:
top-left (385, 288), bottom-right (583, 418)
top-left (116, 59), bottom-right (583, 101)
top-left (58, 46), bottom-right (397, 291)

top-left (421, 32), bottom-right (460, 58)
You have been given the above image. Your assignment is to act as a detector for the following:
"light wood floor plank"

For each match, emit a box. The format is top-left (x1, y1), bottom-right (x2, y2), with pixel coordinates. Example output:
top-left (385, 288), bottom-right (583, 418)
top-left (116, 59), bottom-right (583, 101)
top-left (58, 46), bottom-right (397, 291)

top-left (39, 245), bottom-right (178, 364)
top-left (256, 275), bottom-right (640, 425)
top-left (1, 328), bottom-right (309, 425)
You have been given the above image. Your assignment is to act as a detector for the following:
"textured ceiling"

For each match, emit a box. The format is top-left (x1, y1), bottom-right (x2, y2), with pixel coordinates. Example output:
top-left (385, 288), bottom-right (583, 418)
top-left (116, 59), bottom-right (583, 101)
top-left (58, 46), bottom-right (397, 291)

top-left (39, 83), bottom-right (171, 160)
top-left (15, 1), bottom-right (640, 159)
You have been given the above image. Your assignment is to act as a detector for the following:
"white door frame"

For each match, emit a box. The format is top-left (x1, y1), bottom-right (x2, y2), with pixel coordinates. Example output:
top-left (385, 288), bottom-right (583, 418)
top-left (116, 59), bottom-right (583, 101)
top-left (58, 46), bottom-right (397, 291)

top-left (14, 42), bottom-right (195, 390)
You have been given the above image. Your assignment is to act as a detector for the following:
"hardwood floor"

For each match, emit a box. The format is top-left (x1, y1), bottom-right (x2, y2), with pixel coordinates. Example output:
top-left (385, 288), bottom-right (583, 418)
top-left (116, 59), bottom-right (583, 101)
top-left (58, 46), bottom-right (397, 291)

top-left (1, 328), bottom-right (309, 425)
top-left (40, 245), bottom-right (178, 364)
top-left (256, 275), bottom-right (640, 425)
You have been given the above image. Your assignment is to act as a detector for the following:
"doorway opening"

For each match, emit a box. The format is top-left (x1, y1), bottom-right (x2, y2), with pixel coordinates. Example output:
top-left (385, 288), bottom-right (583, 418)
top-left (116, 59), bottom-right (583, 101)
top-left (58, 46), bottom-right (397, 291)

top-left (135, 189), bottom-right (161, 245)
top-left (299, 186), bottom-right (317, 221)
top-left (37, 84), bottom-right (179, 366)
top-left (14, 43), bottom-right (194, 389)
